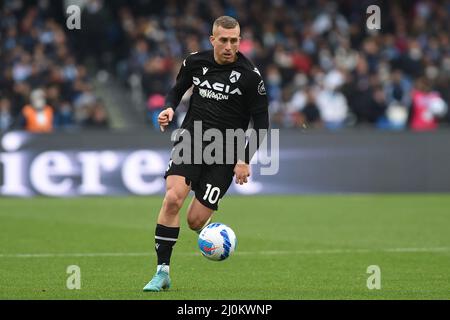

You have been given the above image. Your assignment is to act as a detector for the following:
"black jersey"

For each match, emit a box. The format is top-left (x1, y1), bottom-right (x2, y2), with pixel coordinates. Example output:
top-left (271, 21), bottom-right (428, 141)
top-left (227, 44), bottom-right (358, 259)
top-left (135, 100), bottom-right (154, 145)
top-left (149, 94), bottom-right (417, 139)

top-left (165, 50), bottom-right (269, 133)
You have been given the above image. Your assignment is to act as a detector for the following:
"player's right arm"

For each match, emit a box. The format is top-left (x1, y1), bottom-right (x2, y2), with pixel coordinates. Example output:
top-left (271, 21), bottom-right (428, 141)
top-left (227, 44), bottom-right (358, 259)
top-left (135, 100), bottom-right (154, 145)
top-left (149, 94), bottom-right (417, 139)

top-left (159, 54), bottom-right (196, 132)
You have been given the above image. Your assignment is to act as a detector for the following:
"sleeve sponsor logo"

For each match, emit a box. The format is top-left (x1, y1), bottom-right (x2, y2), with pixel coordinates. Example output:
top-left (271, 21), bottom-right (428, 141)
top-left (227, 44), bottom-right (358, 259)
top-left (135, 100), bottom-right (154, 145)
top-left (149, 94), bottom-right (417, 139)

top-left (258, 80), bottom-right (266, 96)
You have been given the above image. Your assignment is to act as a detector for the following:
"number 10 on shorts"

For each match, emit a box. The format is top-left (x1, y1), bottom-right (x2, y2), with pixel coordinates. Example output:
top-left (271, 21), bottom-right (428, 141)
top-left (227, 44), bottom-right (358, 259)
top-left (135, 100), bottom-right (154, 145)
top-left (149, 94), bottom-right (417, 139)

top-left (203, 184), bottom-right (221, 204)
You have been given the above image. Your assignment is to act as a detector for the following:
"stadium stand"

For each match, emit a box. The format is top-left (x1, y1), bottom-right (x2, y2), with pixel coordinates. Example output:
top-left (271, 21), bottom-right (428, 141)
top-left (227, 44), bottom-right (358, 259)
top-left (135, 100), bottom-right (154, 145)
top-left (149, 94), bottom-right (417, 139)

top-left (1, 0), bottom-right (449, 132)
top-left (0, 0), bottom-right (110, 132)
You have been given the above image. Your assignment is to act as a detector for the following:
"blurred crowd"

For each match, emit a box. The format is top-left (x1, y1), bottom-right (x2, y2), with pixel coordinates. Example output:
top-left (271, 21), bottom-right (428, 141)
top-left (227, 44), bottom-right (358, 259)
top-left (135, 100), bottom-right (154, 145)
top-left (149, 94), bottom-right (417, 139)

top-left (104, 0), bottom-right (450, 131)
top-left (1, 0), bottom-right (450, 133)
top-left (0, 0), bottom-right (109, 133)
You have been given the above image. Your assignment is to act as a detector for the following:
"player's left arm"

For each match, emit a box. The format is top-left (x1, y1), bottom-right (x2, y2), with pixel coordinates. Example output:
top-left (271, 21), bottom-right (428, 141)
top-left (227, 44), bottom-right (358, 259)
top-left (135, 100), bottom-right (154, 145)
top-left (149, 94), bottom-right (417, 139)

top-left (244, 69), bottom-right (269, 164)
top-left (234, 70), bottom-right (269, 185)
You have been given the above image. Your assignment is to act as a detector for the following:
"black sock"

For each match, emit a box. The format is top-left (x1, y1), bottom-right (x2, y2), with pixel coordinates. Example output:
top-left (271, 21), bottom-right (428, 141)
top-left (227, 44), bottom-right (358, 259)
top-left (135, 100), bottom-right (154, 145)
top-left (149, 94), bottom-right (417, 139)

top-left (155, 224), bottom-right (180, 266)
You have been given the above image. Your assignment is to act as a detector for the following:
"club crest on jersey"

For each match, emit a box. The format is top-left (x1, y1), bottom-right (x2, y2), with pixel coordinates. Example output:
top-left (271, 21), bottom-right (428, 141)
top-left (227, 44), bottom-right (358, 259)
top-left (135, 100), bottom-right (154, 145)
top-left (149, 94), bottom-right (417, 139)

top-left (230, 70), bottom-right (241, 83)
top-left (202, 67), bottom-right (209, 75)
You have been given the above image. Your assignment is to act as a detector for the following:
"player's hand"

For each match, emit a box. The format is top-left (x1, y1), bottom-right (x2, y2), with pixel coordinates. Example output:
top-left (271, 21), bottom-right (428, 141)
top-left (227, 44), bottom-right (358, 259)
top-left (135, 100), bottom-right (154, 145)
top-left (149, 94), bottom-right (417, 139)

top-left (234, 160), bottom-right (250, 185)
top-left (158, 107), bottom-right (175, 132)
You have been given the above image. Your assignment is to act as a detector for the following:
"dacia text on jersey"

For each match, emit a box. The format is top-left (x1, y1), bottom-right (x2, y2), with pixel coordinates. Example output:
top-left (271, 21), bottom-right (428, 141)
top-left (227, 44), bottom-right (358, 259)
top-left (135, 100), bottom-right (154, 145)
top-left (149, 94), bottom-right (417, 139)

top-left (193, 77), bottom-right (243, 101)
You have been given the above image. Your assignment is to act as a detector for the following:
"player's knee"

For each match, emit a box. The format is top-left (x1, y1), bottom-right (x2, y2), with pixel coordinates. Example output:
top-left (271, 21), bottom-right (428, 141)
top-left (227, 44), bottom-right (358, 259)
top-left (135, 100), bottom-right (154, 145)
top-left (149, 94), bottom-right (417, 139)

top-left (163, 189), bottom-right (184, 214)
top-left (187, 217), bottom-right (201, 231)
top-left (187, 216), bottom-right (207, 232)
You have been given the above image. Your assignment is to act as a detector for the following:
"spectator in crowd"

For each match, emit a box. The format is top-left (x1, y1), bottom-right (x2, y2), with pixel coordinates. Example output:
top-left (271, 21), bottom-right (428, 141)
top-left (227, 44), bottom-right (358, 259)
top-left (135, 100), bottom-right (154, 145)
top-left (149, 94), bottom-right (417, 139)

top-left (290, 86), bottom-right (322, 129)
top-left (21, 88), bottom-right (53, 133)
top-left (54, 101), bottom-right (76, 129)
top-left (315, 84), bottom-right (349, 130)
top-left (0, 2), bottom-right (109, 133)
top-left (147, 93), bottom-right (166, 130)
top-left (299, 87), bottom-right (322, 129)
top-left (410, 77), bottom-right (448, 131)
top-left (83, 99), bottom-right (110, 129)
top-left (0, 97), bottom-right (13, 132)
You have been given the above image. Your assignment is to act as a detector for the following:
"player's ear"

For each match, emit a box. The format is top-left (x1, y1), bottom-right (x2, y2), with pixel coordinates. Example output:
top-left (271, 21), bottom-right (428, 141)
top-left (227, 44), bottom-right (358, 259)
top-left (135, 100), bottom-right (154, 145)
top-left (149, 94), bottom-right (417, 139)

top-left (209, 35), bottom-right (214, 46)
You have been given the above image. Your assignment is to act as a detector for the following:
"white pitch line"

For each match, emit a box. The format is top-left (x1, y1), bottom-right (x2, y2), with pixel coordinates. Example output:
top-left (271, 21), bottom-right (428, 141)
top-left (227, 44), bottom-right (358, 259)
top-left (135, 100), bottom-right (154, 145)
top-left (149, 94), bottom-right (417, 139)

top-left (384, 247), bottom-right (450, 253)
top-left (0, 247), bottom-right (448, 259)
top-left (0, 253), bottom-right (152, 258)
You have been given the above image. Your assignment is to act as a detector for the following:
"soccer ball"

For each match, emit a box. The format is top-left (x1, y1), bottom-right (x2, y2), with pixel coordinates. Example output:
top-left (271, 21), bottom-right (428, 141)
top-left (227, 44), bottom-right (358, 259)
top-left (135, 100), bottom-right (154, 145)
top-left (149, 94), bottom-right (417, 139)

top-left (198, 223), bottom-right (237, 261)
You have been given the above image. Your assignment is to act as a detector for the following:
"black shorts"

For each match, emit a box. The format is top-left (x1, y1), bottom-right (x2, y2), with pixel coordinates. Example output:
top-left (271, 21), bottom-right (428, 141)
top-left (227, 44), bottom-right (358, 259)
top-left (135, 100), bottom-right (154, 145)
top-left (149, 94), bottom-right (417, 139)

top-left (164, 161), bottom-right (235, 211)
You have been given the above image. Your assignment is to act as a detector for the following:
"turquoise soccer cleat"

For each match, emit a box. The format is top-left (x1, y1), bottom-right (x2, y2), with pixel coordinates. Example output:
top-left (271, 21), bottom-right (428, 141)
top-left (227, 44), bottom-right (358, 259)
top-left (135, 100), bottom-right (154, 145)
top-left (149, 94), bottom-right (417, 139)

top-left (143, 266), bottom-right (171, 292)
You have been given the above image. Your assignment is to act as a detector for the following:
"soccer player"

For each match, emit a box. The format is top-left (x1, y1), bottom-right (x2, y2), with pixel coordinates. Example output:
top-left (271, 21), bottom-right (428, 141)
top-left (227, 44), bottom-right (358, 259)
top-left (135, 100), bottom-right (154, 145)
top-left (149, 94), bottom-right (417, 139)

top-left (143, 16), bottom-right (269, 292)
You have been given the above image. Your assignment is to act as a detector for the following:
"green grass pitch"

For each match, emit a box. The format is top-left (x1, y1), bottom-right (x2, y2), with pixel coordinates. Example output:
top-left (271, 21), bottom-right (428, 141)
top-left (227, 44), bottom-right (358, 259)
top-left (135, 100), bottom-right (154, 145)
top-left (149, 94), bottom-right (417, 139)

top-left (0, 195), bottom-right (449, 300)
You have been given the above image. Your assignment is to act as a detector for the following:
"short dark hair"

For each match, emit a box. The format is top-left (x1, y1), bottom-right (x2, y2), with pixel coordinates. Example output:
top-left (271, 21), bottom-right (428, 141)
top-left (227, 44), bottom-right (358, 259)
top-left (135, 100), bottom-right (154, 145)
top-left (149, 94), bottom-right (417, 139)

top-left (212, 16), bottom-right (240, 34)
